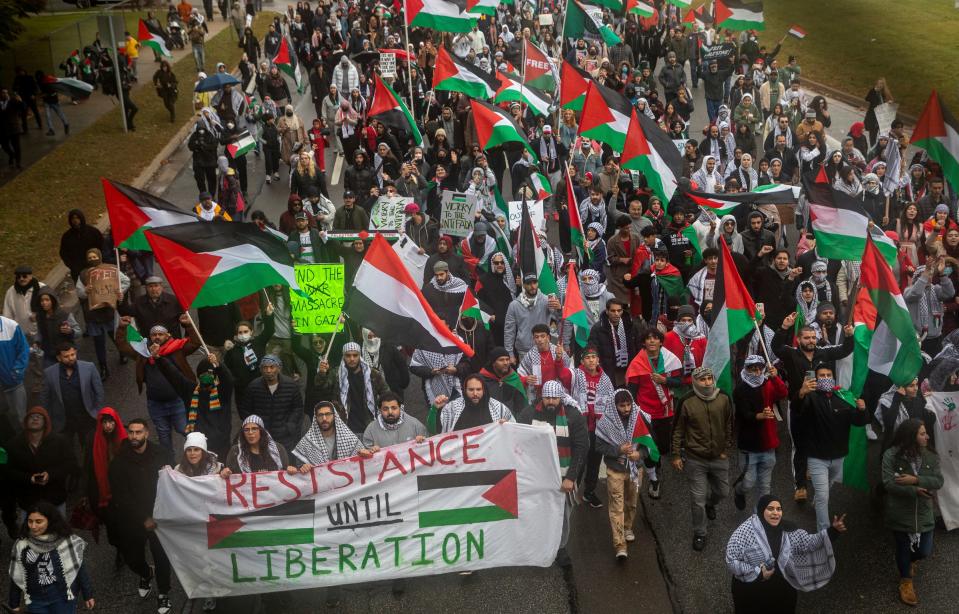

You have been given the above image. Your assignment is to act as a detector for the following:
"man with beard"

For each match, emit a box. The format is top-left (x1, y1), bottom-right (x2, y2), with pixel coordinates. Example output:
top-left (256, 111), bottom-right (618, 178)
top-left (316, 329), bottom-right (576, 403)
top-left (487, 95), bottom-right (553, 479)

top-left (504, 276), bottom-right (561, 362)
top-left (812, 302), bottom-right (842, 347)
top-left (477, 253), bottom-right (517, 347)
top-left (426, 236), bottom-right (470, 284)
top-left (431, 374), bottom-right (514, 434)
top-left (740, 212), bottom-right (776, 265)
top-left (478, 347), bottom-right (529, 413)
top-left (316, 342), bottom-right (390, 436)
top-left (517, 380), bottom-right (590, 566)
top-left (688, 248), bottom-right (720, 310)
top-left (410, 346), bottom-right (462, 406)
top-left (291, 401), bottom-right (360, 470)
top-left (238, 355), bottom-right (303, 451)
top-left (664, 305), bottom-right (708, 400)
top-left (587, 299), bottom-right (641, 387)
top-left (41, 342), bottom-right (103, 449)
top-left (570, 347), bottom-right (616, 509)
top-left (109, 419), bottom-right (174, 614)
top-left (421, 261), bottom-right (467, 329)
top-left (671, 367), bottom-right (734, 551)
top-left (119, 276), bottom-right (182, 339)
top-left (750, 248), bottom-right (803, 331)
top-left (773, 314), bottom-right (854, 503)
top-left (518, 324), bottom-right (572, 401)
top-left (359, 392), bottom-right (427, 451)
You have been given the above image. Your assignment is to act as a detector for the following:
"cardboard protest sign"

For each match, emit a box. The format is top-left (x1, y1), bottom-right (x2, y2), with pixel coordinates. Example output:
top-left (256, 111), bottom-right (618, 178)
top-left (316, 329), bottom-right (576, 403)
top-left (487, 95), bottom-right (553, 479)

top-left (369, 196), bottom-right (413, 232)
top-left (439, 191), bottom-right (477, 237)
top-left (290, 264), bottom-right (345, 334)
top-left (86, 266), bottom-right (120, 309)
top-left (507, 200), bottom-right (545, 232)
top-left (154, 423), bottom-right (564, 597)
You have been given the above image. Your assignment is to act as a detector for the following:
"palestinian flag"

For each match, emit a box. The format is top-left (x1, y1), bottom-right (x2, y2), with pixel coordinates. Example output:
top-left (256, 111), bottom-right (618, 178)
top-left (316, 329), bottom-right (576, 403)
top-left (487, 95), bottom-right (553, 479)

top-left (527, 171), bottom-right (553, 201)
top-left (433, 46), bottom-right (500, 99)
top-left (459, 288), bottom-right (491, 329)
top-left (407, 0), bottom-right (478, 33)
top-left (715, 0), bottom-right (764, 31)
top-left (138, 18), bottom-right (171, 58)
top-left (652, 263), bottom-right (686, 299)
top-left (517, 198), bottom-right (558, 295)
top-left (564, 0), bottom-right (622, 47)
top-left (590, 0), bottom-right (622, 12)
top-left (494, 71), bottom-right (552, 117)
top-left (207, 500), bottom-right (314, 549)
top-left (685, 191), bottom-right (745, 217)
top-left (911, 91), bottom-right (959, 194)
top-left (751, 183), bottom-right (801, 202)
top-left (666, 0), bottom-right (691, 6)
top-left (226, 131), bottom-right (256, 158)
top-left (681, 225), bottom-right (703, 266)
top-left (560, 62), bottom-right (591, 112)
top-left (145, 222), bottom-right (302, 310)
top-left (369, 73), bottom-right (425, 147)
top-left (788, 25), bottom-right (807, 39)
top-left (40, 76), bottom-right (93, 99)
top-left (626, 0), bottom-right (655, 17)
top-left (273, 36), bottom-right (304, 93)
top-left (579, 81), bottom-right (632, 151)
top-left (102, 179), bottom-right (197, 251)
top-left (565, 167), bottom-right (591, 263)
top-left (703, 239), bottom-right (759, 395)
top-left (466, 0), bottom-right (499, 15)
top-left (124, 325), bottom-right (152, 358)
top-left (523, 39), bottom-right (558, 91)
top-left (417, 470), bottom-right (518, 527)
top-left (472, 99), bottom-right (538, 162)
top-left (683, 184), bottom-right (799, 215)
top-left (562, 264), bottom-right (590, 348)
top-left (625, 346), bottom-right (682, 383)
top-left (805, 180), bottom-right (898, 268)
top-left (349, 233), bottom-right (474, 356)
top-left (621, 109), bottom-right (683, 204)
top-left (632, 416), bottom-right (660, 462)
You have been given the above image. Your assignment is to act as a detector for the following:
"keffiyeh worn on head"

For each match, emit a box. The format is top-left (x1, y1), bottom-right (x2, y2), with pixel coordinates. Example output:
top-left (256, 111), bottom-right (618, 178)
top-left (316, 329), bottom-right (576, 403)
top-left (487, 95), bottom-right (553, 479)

top-left (338, 354), bottom-right (376, 418)
top-left (740, 355), bottom-right (768, 388)
top-left (236, 415), bottom-right (283, 473)
top-left (293, 414), bottom-right (360, 465)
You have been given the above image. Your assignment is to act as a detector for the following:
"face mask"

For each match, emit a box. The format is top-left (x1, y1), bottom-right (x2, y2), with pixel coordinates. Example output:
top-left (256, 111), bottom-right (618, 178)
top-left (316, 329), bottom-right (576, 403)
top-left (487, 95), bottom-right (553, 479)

top-left (199, 373), bottom-right (216, 386)
top-left (236, 332), bottom-right (252, 343)
top-left (812, 272), bottom-right (827, 283)
top-left (675, 322), bottom-right (699, 338)
top-left (945, 267), bottom-right (954, 277)
top-left (286, 110), bottom-right (294, 117)
top-left (816, 378), bottom-right (836, 392)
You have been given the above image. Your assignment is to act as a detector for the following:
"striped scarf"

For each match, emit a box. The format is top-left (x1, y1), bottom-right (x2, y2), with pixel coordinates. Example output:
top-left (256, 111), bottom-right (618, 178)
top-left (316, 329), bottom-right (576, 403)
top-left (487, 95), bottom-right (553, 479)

top-left (185, 383), bottom-right (220, 434)
top-left (534, 404), bottom-right (570, 479)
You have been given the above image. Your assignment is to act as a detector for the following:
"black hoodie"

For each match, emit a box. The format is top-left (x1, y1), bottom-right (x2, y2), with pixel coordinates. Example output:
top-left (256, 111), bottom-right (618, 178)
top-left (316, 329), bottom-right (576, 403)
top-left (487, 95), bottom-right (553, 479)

top-left (58, 209), bottom-right (104, 281)
top-left (34, 288), bottom-right (76, 357)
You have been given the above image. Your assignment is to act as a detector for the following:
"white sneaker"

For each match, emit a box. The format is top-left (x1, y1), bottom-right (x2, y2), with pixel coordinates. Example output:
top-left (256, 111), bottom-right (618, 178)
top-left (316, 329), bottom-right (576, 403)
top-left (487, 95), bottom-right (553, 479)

top-left (865, 424), bottom-right (878, 441)
top-left (265, 176), bottom-right (271, 184)
top-left (625, 530), bottom-right (635, 542)
top-left (615, 549), bottom-right (628, 561)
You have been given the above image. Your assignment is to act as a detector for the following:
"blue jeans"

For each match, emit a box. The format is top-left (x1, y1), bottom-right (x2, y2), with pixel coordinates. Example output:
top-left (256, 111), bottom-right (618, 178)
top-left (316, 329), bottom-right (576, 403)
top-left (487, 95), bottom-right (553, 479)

top-left (807, 456), bottom-right (844, 531)
top-left (192, 44), bottom-right (206, 72)
top-left (706, 98), bottom-right (722, 123)
top-left (25, 598), bottom-right (77, 613)
top-left (893, 531), bottom-right (933, 578)
top-left (735, 449), bottom-right (776, 499)
top-left (44, 103), bottom-right (68, 132)
top-left (146, 397), bottom-right (187, 451)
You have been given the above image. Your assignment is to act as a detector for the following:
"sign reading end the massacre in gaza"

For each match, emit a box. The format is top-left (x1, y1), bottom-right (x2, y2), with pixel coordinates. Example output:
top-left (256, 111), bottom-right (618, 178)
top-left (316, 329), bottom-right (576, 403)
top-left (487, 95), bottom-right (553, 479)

top-left (290, 264), bottom-right (345, 334)
top-left (153, 423), bottom-right (563, 598)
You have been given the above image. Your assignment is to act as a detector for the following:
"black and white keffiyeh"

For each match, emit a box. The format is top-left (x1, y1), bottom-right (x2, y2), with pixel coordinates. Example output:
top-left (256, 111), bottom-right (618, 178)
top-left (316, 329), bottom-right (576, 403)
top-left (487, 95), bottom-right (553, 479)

top-left (376, 409), bottom-right (405, 431)
top-left (293, 415), bottom-right (361, 465)
top-left (747, 326), bottom-right (777, 364)
top-left (429, 274), bottom-right (469, 294)
top-left (594, 391), bottom-right (652, 478)
top-left (10, 534), bottom-right (87, 606)
top-left (339, 343), bottom-right (377, 418)
top-left (740, 355), bottom-right (768, 388)
top-left (607, 318), bottom-right (629, 368)
top-left (439, 397), bottom-right (514, 433)
top-left (411, 348), bottom-right (463, 403)
top-left (236, 414), bottom-right (283, 473)
top-left (726, 515), bottom-right (836, 592)
top-left (570, 366), bottom-right (615, 414)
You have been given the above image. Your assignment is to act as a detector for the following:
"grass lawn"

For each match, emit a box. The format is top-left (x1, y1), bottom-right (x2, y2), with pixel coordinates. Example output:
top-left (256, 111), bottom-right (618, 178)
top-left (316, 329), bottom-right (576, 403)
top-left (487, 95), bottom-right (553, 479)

top-left (18, 10), bottom-right (149, 42)
top-left (0, 12), bottom-right (277, 281)
top-left (760, 0), bottom-right (959, 118)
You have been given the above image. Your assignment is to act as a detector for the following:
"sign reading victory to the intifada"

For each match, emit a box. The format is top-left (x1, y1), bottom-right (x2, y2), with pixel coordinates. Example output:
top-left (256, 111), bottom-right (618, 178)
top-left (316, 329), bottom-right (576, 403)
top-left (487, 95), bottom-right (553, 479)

top-left (153, 423), bottom-right (564, 597)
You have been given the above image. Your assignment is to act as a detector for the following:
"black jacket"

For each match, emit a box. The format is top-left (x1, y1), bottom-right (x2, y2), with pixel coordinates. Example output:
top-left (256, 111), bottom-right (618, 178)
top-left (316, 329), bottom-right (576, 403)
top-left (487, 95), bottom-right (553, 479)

top-left (516, 403), bottom-right (590, 482)
top-left (586, 312), bottom-right (644, 378)
top-left (119, 291), bottom-right (183, 338)
top-left (58, 209), bottom-right (104, 280)
top-left (749, 264), bottom-right (794, 331)
top-left (795, 392), bottom-right (869, 459)
top-left (158, 359), bottom-right (234, 456)
top-left (772, 326), bottom-right (854, 404)
top-left (188, 127), bottom-right (220, 167)
top-left (109, 440), bottom-right (173, 525)
top-left (3, 433), bottom-right (74, 507)
top-left (420, 282), bottom-right (464, 330)
top-left (239, 375), bottom-right (304, 451)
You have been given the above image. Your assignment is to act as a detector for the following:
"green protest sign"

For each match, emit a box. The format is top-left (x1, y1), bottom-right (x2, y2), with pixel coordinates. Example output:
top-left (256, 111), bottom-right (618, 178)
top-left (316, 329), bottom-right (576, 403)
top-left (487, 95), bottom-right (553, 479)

top-left (290, 264), bottom-right (345, 333)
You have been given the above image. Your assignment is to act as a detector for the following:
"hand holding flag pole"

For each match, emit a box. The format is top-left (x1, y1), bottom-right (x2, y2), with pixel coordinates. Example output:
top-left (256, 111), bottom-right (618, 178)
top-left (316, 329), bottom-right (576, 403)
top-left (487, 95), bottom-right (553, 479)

top-left (751, 315), bottom-right (783, 422)
top-left (323, 312), bottom-right (348, 363)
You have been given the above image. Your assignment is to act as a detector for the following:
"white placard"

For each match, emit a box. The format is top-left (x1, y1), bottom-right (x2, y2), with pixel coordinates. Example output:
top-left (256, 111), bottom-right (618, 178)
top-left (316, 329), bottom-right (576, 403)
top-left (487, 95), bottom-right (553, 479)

top-left (440, 191), bottom-right (478, 237)
top-left (507, 200), bottom-right (545, 232)
top-left (379, 52), bottom-right (397, 79)
top-left (369, 195), bottom-right (412, 231)
top-left (873, 102), bottom-right (899, 136)
top-left (392, 234), bottom-right (430, 288)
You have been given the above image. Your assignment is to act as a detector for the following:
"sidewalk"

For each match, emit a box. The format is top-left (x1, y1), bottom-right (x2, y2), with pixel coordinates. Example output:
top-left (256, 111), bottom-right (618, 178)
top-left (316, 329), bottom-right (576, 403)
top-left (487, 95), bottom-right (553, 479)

top-left (0, 14), bottom-right (233, 188)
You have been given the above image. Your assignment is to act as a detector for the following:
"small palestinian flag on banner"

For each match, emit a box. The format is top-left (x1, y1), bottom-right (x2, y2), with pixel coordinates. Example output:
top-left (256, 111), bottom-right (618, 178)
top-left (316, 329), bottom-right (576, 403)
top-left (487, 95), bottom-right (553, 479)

top-left (565, 166), bottom-right (591, 263)
top-left (433, 46), bottom-right (501, 99)
top-left (494, 71), bottom-right (552, 117)
top-left (563, 264), bottom-right (590, 348)
top-left (911, 91), bottom-right (959, 195)
top-left (579, 81), bottom-right (632, 151)
top-left (125, 325), bottom-right (152, 358)
top-left (632, 416), bottom-right (659, 462)
top-left (466, 0), bottom-right (499, 16)
top-left (652, 263), bottom-right (687, 299)
top-left (527, 171), bottom-right (553, 200)
top-left (273, 36), bottom-right (304, 93)
top-left (102, 179), bottom-right (197, 251)
top-left (407, 0), bottom-right (478, 33)
top-left (459, 288), bottom-right (492, 329)
top-left (564, 0), bottom-right (622, 46)
top-left (627, 0), bottom-right (655, 17)
top-left (145, 221), bottom-right (303, 309)
top-left (715, 0), bottom-right (765, 31)
top-left (226, 131), bottom-right (256, 158)
top-left (206, 500), bottom-right (315, 549)
top-left (788, 24), bottom-right (806, 39)
top-left (560, 62), bottom-right (591, 112)
top-left (417, 469), bottom-right (518, 527)
top-left (369, 72), bottom-right (425, 147)
top-left (621, 108), bottom-right (683, 205)
top-left (472, 99), bottom-right (539, 162)
top-left (523, 39), bottom-right (558, 91)
top-left (138, 18), bottom-right (171, 58)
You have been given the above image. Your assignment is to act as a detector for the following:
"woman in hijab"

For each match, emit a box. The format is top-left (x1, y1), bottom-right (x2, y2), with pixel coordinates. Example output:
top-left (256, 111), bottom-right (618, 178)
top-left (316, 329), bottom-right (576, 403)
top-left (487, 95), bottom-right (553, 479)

top-left (833, 165), bottom-right (862, 197)
top-left (904, 164), bottom-right (928, 202)
top-left (220, 415), bottom-right (297, 477)
top-left (278, 104), bottom-right (307, 166)
top-left (725, 494), bottom-right (846, 613)
top-left (585, 223), bottom-right (608, 277)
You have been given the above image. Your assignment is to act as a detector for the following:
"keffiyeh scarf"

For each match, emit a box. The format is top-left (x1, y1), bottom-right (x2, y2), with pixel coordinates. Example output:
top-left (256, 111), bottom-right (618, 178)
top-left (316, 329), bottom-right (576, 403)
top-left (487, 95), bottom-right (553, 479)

top-left (236, 415), bottom-right (283, 473)
top-left (439, 397), bottom-right (513, 433)
top-left (376, 410), bottom-right (405, 431)
top-left (594, 400), bottom-right (651, 478)
top-left (411, 348), bottom-right (463, 403)
top-left (293, 415), bottom-right (360, 465)
top-left (430, 274), bottom-right (469, 294)
top-left (726, 515), bottom-right (836, 592)
top-left (10, 534), bottom-right (87, 605)
top-left (339, 360), bottom-right (377, 418)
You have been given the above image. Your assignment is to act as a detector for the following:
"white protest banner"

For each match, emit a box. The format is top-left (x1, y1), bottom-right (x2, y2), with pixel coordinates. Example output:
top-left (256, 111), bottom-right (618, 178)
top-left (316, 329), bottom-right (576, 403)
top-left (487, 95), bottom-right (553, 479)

top-left (440, 191), bottom-right (477, 237)
top-left (154, 423), bottom-right (564, 598)
top-left (924, 393), bottom-right (959, 530)
top-left (393, 234), bottom-right (430, 287)
top-left (873, 102), bottom-right (899, 135)
top-left (379, 52), bottom-right (397, 78)
top-left (369, 195), bottom-right (413, 231)
top-left (507, 200), bottom-right (545, 232)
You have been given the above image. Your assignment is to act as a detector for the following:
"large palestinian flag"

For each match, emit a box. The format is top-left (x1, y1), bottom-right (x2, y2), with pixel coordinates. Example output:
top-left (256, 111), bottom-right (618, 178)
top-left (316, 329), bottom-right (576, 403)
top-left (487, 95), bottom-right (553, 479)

top-left (565, 167), bottom-right (591, 263)
top-left (703, 238), bottom-right (759, 395)
top-left (523, 39), bottom-right (558, 91)
top-left (348, 233), bottom-right (474, 356)
top-left (102, 179), bottom-right (197, 251)
top-left (579, 81), bottom-right (631, 151)
top-left (145, 221), bottom-right (302, 309)
top-left (138, 19), bottom-right (171, 58)
top-left (407, 0), bottom-right (478, 32)
top-left (805, 180), bottom-right (898, 268)
top-left (273, 36), bottom-right (304, 93)
top-left (715, 0), bottom-right (764, 31)
top-left (564, 0), bottom-right (622, 46)
top-left (517, 198), bottom-right (558, 295)
top-left (652, 263), bottom-right (686, 299)
top-left (682, 184), bottom-right (799, 216)
top-left (494, 71), bottom-right (552, 117)
top-left (465, 0), bottom-right (499, 15)
top-left (369, 72), bottom-right (424, 147)
top-left (472, 99), bottom-right (538, 162)
top-left (417, 470), bottom-right (518, 527)
top-left (560, 62), bottom-right (591, 112)
top-left (207, 500), bottom-right (315, 549)
top-left (621, 109), bottom-right (683, 204)
top-left (433, 46), bottom-right (500, 99)
top-left (626, 0), bottom-right (655, 17)
top-left (911, 91), bottom-right (959, 194)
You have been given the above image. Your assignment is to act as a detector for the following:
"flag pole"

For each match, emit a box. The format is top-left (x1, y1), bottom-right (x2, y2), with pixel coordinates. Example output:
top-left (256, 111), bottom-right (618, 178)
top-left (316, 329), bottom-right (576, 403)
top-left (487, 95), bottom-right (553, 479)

top-left (323, 313), bottom-right (348, 363)
top-left (184, 309), bottom-right (211, 357)
top-left (402, 1), bottom-right (418, 135)
top-left (261, 288), bottom-right (274, 311)
top-left (751, 317), bottom-right (783, 421)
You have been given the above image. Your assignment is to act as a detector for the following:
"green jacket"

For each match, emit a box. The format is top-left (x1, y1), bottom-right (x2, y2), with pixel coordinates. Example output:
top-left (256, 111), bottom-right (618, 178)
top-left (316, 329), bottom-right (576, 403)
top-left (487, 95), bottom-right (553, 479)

top-left (881, 446), bottom-right (943, 534)
top-left (672, 392), bottom-right (734, 461)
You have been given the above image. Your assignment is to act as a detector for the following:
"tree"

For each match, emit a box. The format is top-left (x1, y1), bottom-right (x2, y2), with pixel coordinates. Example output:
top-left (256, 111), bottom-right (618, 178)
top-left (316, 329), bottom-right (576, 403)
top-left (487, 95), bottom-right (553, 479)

top-left (0, 0), bottom-right (48, 53)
